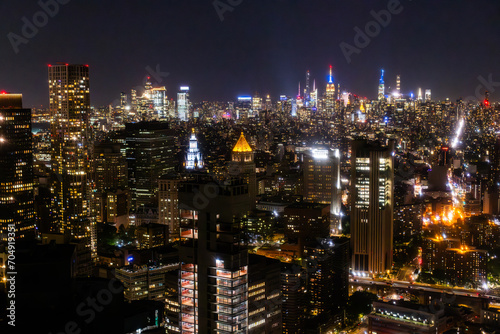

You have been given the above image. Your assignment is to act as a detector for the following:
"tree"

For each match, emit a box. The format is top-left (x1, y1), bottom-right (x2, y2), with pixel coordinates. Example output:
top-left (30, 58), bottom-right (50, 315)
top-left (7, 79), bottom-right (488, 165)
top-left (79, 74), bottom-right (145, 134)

top-left (345, 291), bottom-right (378, 326)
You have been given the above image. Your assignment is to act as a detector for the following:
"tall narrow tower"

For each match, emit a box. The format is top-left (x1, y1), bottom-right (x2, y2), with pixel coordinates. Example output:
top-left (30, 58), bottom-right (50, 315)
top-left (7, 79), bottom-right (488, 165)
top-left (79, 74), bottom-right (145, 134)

top-left (229, 133), bottom-right (256, 207)
top-left (49, 64), bottom-right (91, 241)
top-left (378, 69), bottom-right (385, 101)
top-left (350, 140), bottom-right (394, 276)
top-left (325, 65), bottom-right (336, 114)
top-left (305, 70), bottom-right (311, 101)
top-left (396, 75), bottom-right (401, 97)
top-left (186, 128), bottom-right (203, 170)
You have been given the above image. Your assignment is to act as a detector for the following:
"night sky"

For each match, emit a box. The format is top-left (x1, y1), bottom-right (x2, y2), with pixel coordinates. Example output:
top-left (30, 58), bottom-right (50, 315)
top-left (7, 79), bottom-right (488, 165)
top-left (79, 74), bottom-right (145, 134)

top-left (1, 0), bottom-right (500, 107)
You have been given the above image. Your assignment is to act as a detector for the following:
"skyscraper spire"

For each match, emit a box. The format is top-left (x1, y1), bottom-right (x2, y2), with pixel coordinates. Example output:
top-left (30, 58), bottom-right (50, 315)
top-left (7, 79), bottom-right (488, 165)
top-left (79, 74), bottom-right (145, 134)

top-left (378, 69), bottom-right (385, 101)
top-left (328, 65), bottom-right (334, 84)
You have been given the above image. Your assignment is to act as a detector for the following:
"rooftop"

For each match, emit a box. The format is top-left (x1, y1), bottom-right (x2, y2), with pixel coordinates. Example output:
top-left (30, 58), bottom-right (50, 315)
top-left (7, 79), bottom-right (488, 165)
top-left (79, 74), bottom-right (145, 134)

top-left (233, 132), bottom-right (253, 152)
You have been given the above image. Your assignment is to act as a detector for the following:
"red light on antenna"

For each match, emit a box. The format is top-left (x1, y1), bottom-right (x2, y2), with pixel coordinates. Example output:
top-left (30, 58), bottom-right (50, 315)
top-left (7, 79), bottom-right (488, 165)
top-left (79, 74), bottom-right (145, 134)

top-left (1, 91), bottom-right (7, 94)
top-left (484, 99), bottom-right (490, 106)
top-left (48, 64), bottom-right (52, 67)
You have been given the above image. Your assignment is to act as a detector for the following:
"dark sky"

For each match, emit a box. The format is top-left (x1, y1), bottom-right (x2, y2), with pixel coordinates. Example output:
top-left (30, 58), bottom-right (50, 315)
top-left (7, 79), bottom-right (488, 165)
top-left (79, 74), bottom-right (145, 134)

top-left (1, 0), bottom-right (500, 107)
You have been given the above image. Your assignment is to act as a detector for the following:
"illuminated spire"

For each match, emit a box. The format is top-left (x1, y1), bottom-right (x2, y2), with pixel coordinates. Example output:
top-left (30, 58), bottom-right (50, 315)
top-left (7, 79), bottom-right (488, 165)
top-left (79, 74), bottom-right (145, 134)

top-left (233, 132), bottom-right (252, 152)
top-left (379, 69), bottom-right (384, 84)
top-left (328, 65), bottom-right (334, 84)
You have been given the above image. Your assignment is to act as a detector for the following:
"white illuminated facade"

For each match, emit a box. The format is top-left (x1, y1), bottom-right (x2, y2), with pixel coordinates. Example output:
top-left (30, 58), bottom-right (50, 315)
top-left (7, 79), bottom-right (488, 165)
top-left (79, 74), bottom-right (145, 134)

top-left (186, 129), bottom-right (203, 170)
top-left (351, 140), bottom-right (394, 276)
top-left (177, 86), bottom-right (190, 121)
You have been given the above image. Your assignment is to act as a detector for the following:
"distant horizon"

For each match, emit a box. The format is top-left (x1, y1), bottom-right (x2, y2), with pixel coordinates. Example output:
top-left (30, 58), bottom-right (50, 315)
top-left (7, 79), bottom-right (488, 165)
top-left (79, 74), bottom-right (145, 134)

top-left (1, 0), bottom-right (499, 107)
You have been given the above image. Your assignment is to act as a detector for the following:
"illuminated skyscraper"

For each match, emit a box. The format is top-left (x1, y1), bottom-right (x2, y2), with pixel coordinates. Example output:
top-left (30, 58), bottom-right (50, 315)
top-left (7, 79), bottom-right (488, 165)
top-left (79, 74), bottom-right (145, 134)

top-left (229, 132), bottom-right (256, 207)
top-left (236, 96), bottom-right (253, 119)
top-left (351, 140), bottom-right (394, 276)
top-left (425, 89), bottom-right (431, 101)
top-left (151, 86), bottom-right (168, 119)
top-left (303, 148), bottom-right (342, 234)
top-left (396, 75), bottom-right (401, 97)
top-left (0, 93), bottom-right (35, 241)
top-left (418, 88), bottom-right (423, 101)
top-left (305, 70), bottom-right (311, 102)
top-left (186, 128), bottom-right (203, 170)
top-left (378, 69), bottom-right (385, 100)
top-left (48, 64), bottom-right (92, 244)
top-left (325, 65), bottom-right (336, 114)
top-left (177, 86), bottom-right (190, 121)
top-left (178, 176), bottom-right (251, 333)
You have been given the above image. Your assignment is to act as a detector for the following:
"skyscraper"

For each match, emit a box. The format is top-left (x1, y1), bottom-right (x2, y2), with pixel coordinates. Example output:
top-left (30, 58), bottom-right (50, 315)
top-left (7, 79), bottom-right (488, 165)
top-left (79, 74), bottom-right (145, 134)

top-left (378, 69), bottom-right (385, 101)
top-left (159, 174), bottom-right (181, 240)
top-left (124, 122), bottom-right (177, 210)
top-left (425, 89), bottom-right (432, 101)
top-left (186, 128), bottom-right (203, 170)
top-left (350, 139), bottom-right (394, 276)
top-left (0, 93), bottom-right (35, 241)
top-left (48, 64), bottom-right (91, 242)
top-left (302, 148), bottom-right (341, 234)
top-left (178, 176), bottom-right (251, 333)
top-left (177, 86), bottom-right (190, 121)
top-left (229, 132), bottom-right (256, 207)
top-left (396, 75), bottom-right (401, 97)
top-left (324, 66), bottom-right (335, 114)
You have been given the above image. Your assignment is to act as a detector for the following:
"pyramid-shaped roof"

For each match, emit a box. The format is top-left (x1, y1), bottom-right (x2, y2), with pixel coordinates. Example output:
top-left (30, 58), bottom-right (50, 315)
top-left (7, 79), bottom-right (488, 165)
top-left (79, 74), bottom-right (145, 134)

top-left (233, 132), bottom-right (252, 152)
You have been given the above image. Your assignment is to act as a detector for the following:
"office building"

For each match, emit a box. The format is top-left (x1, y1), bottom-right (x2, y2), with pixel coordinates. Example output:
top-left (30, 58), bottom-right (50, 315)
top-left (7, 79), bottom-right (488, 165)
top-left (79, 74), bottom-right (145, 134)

top-left (302, 148), bottom-right (341, 234)
top-left (0, 93), bottom-right (35, 241)
top-left (177, 86), bottom-right (190, 121)
top-left (92, 141), bottom-right (128, 225)
top-left (159, 174), bottom-right (182, 240)
top-left (281, 264), bottom-right (306, 334)
top-left (116, 263), bottom-right (178, 302)
top-left (178, 175), bottom-right (251, 333)
top-left (124, 122), bottom-right (177, 210)
top-left (247, 254), bottom-right (282, 333)
top-left (48, 64), bottom-right (93, 251)
top-left (351, 139), bottom-right (394, 275)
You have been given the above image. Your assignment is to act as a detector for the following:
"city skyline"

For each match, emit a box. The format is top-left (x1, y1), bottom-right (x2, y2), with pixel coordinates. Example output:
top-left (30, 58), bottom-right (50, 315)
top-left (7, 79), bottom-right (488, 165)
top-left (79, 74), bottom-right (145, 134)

top-left (0, 0), bottom-right (500, 106)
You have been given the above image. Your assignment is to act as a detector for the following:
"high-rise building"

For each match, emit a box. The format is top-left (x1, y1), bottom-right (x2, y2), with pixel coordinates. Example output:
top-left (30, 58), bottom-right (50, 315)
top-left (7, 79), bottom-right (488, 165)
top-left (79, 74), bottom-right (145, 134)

top-left (236, 96), bottom-right (253, 119)
top-left (396, 74), bottom-right (401, 97)
top-left (124, 122), bottom-right (177, 210)
top-left (378, 69), bottom-right (385, 101)
top-left (418, 88), bottom-right (423, 101)
top-left (304, 237), bottom-right (350, 319)
top-left (0, 93), bottom-right (35, 241)
top-left (48, 63), bottom-right (92, 244)
top-left (247, 254), bottom-right (282, 333)
top-left (324, 66), bottom-right (335, 114)
top-left (178, 176), bottom-right (251, 333)
top-left (304, 70), bottom-right (311, 102)
top-left (92, 141), bottom-right (128, 225)
top-left (425, 89), bottom-right (432, 101)
top-left (281, 263), bottom-right (306, 334)
top-left (159, 174), bottom-right (182, 240)
top-left (229, 132), bottom-right (256, 207)
top-left (151, 86), bottom-right (168, 119)
top-left (302, 148), bottom-right (341, 234)
top-left (186, 128), bottom-right (203, 170)
top-left (177, 86), bottom-right (190, 121)
top-left (350, 139), bottom-right (394, 276)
